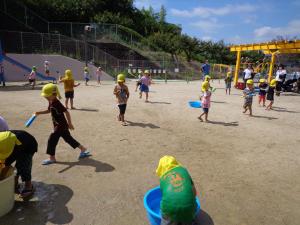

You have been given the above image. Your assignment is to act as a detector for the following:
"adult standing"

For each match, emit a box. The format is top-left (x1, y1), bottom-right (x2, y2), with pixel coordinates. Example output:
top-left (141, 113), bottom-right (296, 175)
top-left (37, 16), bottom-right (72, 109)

top-left (275, 65), bottom-right (287, 96)
top-left (243, 64), bottom-right (252, 87)
top-left (201, 60), bottom-right (210, 80)
top-left (0, 63), bottom-right (5, 87)
top-left (96, 67), bottom-right (102, 85)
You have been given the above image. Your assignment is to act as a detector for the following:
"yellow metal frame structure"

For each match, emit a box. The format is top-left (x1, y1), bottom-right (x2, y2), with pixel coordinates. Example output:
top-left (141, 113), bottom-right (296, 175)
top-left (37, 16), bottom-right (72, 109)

top-left (230, 40), bottom-right (300, 85)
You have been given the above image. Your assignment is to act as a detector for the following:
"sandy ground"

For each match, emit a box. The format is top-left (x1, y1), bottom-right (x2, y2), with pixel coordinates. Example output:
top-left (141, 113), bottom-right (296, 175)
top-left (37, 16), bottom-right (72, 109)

top-left (0, 80), bottom-right (300, 225)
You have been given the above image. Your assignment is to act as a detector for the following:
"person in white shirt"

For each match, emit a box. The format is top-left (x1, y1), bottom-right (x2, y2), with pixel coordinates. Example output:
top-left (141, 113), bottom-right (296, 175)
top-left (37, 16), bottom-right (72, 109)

top-left (44, 60), bottom-right (50, 77)
top-left (243, 65), bottom-right (253, 86)
top-left (275, 65), bottom-right (287, 95)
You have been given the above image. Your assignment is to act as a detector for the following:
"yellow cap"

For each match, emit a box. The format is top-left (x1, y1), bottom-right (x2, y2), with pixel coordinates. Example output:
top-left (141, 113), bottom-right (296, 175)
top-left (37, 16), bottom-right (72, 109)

top-left (156, 155), bottom-right (181, 177)
top-left (84, 67), bottom-right (88, 71)
top-left (41, 83), bottom-right (61, 99)
top-left (117, 73), bottom-right (125, 82)
top-left (204, 75), bottom-right (211, 81)
top-left (201, 81), bottom-right (209, 92)
top-left (259, 79), bottom-right (266, 83)
top-left (144, 70), bottom-right (150, 74)
top-left (64, 69), bottom-right (73, 80)
top-left (0, 131), bottom-right (22, 160)
top-left (246, 79), bottom-right (254, 85)
top-left (226, 72), bottom-right (231, 77)
top-left (270, 79), bottom-right (277, 87)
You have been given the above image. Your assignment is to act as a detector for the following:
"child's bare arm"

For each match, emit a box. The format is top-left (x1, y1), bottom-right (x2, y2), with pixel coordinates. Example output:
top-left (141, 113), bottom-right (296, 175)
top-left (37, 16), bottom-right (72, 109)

top-left (74, 83), bottom-right (80, 87)
top-left (64, 111), bottom-right (74, 130)
top-left (113, 86), bottom-right (118, 95)
top-left (35, 109), bottom-right (50, 115)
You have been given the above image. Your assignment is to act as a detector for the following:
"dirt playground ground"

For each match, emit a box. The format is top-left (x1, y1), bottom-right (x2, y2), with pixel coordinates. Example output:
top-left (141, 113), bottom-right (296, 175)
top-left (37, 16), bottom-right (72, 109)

top-left (0, 80), bottom-right (300, 225)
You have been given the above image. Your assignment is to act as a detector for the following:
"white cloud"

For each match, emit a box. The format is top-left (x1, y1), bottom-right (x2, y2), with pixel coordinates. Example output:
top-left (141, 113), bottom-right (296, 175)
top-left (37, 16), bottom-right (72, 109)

top-left (134, 0), bottom-right (166, 10)
top-left (254, 20), bottom-right (300, 41)
top-left (190, 18), bottom-right (223, 34)
top-left (171, 4), bottom-right (256, 18)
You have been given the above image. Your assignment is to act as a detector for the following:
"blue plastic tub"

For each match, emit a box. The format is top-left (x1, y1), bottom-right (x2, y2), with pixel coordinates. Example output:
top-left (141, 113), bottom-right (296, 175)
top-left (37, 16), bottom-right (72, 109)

top-left (189, 101), bottom-right (202, 108)
top-left (144, 186), bottom-right (201, 225)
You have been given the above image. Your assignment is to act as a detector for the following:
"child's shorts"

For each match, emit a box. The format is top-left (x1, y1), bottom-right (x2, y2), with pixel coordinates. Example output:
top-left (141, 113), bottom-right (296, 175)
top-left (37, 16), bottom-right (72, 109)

top-left (203, 108), bottom-right (209, 113)
top-left (140, 84), bottom-right (149, 93)
top-left (29, 79), bottom-right (35, 83)
top-left (65, 91), bottom-right (74, 99)
top-left (118, 104), bottom-right (127, 115)
top-left (85, 77), bottom-right (89, 82)
top-left (243, 102), bottom-right (252, 108)
top-left (225, 82), bottom-right (231, 89)
top-left (258, 95), bottom-right (266, 102)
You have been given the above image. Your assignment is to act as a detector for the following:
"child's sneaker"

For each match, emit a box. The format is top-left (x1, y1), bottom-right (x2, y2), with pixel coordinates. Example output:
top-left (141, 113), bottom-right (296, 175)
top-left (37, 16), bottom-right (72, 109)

top-left (79, 151), bottom-right (91, 159)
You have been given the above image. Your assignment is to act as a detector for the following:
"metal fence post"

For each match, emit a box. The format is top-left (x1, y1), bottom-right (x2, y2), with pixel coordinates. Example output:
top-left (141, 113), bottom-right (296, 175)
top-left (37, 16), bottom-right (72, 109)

top-left (58, 34), bottom-right (61, 54)
top-left (24, 6), bottom-right (28, 26)
top-left (20, 32), bottom-right (24, 53)
top-left (70, 22), bottom-right (73, 38)
top-left (94, 25), bottom-right (97, 40)
top-left (41, 33), bottom-right (44, 52)
top-left (47, 22), bottom-right (50, 33)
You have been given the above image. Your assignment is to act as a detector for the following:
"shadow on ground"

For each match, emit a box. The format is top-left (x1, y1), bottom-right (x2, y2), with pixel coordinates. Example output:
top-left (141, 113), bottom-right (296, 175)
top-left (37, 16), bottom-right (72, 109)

top-left (198, 209), bottom-right (214, 225)
top-left (72, 108), bottom-right (99, 112)
top-left (0, 182), bottom-right (73, 225)
top-left (272, 107), bottom-right (300, 113)
top-left (211, 101), bottom-right (227, 104)
top-left (208, 121), bottom-right (239, 126)
top-left (127, 121), bottom-right (160, 129)
top-left (0, 85), bottom-right (43, 92)
top-left (252, 115), bottom-right (278, 120)
top-left (56, 158), bottom-right (115, 173)
top-left (148, 101), bottom-right (171, 104)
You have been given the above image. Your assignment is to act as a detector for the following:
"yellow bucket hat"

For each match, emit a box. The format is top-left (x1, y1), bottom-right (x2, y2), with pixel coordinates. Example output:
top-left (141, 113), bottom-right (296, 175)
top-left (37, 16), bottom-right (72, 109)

top-left (156, 155), bottom-right (181, 177)
top-left (204, 75), bottom-right (211, 81)
top-left (270, 79), bottom-right (277, 87)
top-left (41, 83), bottom-right (61, 99)
top-left (246, 79), bottom-right (254, 85)
top-left (117, 74), bottom-right (125, 83)
top-left (0, 131), bottom-right (22, 160)
top-left (64, 69), bottom-right (73, 80)
top-left (259, 79), bottom-right (266, 83)
top-left (226, 72), bottom-right (231, 77)
top-left (144, 70), bottom-right (150, 74)
top-left (201, 81), bottom-right (209, 92)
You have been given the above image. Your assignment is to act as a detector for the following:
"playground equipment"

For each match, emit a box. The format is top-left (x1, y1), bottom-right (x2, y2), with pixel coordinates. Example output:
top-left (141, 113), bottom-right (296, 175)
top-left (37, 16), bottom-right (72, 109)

top-left (230, 40), bottom-right (300, 85)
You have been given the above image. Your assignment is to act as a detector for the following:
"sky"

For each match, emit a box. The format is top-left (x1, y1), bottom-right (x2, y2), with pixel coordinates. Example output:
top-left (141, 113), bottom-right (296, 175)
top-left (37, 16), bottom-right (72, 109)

top-left (134, 0), bottom-right (300, 44)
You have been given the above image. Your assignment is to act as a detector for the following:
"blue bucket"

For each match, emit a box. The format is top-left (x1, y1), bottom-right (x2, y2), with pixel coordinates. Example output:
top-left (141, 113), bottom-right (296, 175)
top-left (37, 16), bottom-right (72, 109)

top-left (188, 101), bottom-right (202, 108)
top-left (143, 186), bottom-right (201, 225)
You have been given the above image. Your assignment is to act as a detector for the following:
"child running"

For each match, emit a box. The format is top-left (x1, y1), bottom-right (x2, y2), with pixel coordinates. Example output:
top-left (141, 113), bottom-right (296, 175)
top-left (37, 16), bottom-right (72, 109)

top-left (242, 79), bottom-right (255, 116)
top-left (156, 156), bottom-right (201, 225)
top-left (139, 70), bottom-right (151, 102)
top-left (198, 81), bottom-right (211, 122)
top-left (266, 79), bottom-right (276, 110)
top-left (258, 79), bottom-right (268, 107)
top-left (28, 66), bottom-right (37, 89)
top-left (225, 71), bottom-right (232, 95)
top-left (59, 69), bottom-right (80, 109)
top-left (34, 83), bottom-right (91, 165)
top-left (84, 67), bottom-right (90, 86)
top-left (114, 74), bottom-right (129, 126)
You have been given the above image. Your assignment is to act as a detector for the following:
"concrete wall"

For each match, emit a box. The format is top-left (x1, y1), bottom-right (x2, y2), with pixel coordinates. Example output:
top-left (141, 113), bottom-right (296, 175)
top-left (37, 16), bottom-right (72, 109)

top-left (2, 54), bottom-right (113, 82)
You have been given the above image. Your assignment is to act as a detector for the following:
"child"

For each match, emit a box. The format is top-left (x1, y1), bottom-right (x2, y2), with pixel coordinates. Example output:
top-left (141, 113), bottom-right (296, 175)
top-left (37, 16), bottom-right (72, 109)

top-left (113, 74), bottom-right (129, 126)
top-left (242, 79), bottom-right (255, 116)
top-left (84, 67), bottom-right (90, 86)
top-left (198, 81), bottom-right (211, 122)
top-left (266, 79), bottom-right (276, 110)
top-left (0, 130), bottom-right (37, 198)
top-left (96, 67), bottom-right (102, 85)
top-left (34, 83), bottom-right (91, 165)
top-left (59, 69), bottom-right (80, 109)
top-left (156, 156), bottom-right (201, 225)
top-left (139, 70), bottom-right (151, 102)
top-left (224, 71), bottom-right (232, 95)
top-left (258, 79), bottom-right (268, 107)
top-left (44, 60), bottom-right (50, 77)
top-left (28, 66), bottom-right (37, 89)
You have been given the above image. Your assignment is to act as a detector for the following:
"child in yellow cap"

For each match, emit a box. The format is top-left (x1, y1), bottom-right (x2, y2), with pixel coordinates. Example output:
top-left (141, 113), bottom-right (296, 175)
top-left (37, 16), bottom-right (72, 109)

top-left (59, 69), bottom-right (80, 109)
top-left (84, 66), bottom-right (90, 86)
top-left (113, 74), bottom-right (129, 126)
top-left (34, 83), bottom-right (91, 165)
top-left (198, 81), bottom-right (211, 122)
top-left (258, 79), bottom-right (268, 107)
top-left (266, 79), bottom-right (276, 110)
top-left (243, 79), bottom-right (255, 116)
top-left (156, 156), bottom-right (200, 225)
top-left (0, 130), bottom-right (37, 198)
top-left (140, 70), bottom-right (151, 102)
top-left (225, 71), bottom-right (232, 95)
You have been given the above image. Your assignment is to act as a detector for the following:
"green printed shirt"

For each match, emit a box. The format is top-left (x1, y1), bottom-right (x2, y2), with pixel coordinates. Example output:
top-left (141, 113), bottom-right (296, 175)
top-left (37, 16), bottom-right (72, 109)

top-left (160, 166), bottom-right (196, 222)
